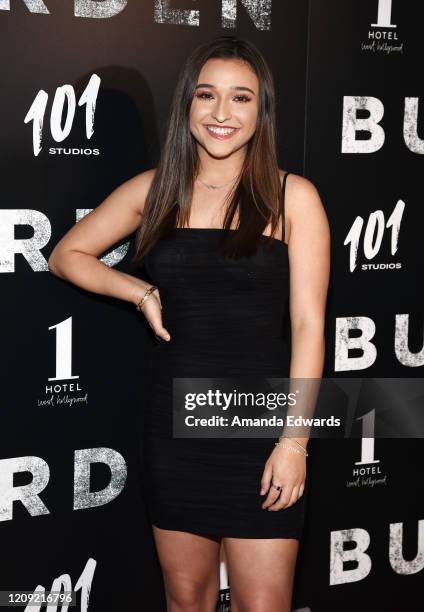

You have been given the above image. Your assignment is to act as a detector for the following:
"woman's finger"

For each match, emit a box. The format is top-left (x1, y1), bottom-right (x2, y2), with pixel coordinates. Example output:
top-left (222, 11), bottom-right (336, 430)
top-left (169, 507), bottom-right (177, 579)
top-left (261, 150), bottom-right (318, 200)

top-left (152, 323), bottom-right (171, 341)
top-left (154, 330), bottom-right (171, 341)
top-left (268, 484), bottom-right (294, 511)
top-left (140, 299), bottom-right (171, 341)
top-left (259, 462), bottom-right (273, 498)
top-left (261, 471), bottom-right (284, 509)
top-left (261, 485), bottom-right (282, 509)
top-left (286, 485), bottom-right (300, 509)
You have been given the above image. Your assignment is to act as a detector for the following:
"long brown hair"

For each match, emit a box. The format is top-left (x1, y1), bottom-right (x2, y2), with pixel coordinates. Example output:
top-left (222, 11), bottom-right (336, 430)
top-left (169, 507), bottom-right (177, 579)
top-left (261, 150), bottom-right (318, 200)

top-left (133, 35), bottom-right (284, 264)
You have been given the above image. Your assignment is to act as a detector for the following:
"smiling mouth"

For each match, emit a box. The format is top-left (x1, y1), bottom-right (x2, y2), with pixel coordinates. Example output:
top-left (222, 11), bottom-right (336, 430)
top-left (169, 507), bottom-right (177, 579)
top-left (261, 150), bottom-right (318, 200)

top-left (204, 125), bottom-right (240, 140)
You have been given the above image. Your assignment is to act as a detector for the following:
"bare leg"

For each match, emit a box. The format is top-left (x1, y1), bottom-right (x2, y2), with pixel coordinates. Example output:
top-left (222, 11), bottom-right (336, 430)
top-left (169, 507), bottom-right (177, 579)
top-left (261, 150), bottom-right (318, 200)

top-left (222, 537), bottom-right (299, 612)
top-left (152, 525), bottom-right (222, 612)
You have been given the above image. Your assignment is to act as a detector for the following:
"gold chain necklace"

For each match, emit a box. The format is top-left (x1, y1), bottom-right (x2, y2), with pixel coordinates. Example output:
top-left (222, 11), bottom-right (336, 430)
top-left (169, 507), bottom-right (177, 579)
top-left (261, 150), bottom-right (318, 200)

top-left (196, 175), bottom-right (238, 190)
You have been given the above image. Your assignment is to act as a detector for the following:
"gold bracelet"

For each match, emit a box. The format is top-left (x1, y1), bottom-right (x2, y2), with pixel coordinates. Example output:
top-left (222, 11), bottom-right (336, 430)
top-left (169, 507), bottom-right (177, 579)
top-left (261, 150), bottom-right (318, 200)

top-left (136, 286), bottom-right (158, 312)
top-left (276, 436), bottom-right (309, 456)
top-left (278, 435), bottom-right (307, 451)
top-left (274, 441), bottom-right (308, 456)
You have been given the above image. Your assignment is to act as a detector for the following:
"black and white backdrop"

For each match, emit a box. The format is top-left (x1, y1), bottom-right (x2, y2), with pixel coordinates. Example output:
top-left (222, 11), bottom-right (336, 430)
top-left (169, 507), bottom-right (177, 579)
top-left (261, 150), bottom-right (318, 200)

top-left (1, 1), bottom-right (423, 610)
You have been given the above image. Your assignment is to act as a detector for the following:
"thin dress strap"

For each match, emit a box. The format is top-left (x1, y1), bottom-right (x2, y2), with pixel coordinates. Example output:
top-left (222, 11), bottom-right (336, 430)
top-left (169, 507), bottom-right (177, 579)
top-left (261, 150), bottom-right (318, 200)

top-left (281, 172), bottom-right (290, 243)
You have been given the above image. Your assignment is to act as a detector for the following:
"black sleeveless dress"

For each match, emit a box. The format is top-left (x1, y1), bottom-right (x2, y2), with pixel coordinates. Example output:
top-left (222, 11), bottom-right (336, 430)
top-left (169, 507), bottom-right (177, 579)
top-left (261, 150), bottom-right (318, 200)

top-left (139, 173), bottom-right (307, 538)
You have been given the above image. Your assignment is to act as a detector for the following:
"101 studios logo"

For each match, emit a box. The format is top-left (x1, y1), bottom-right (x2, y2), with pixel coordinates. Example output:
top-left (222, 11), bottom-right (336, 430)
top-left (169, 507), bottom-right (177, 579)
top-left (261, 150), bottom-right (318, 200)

top-left (362, 0), bottom-right (403, 54)
top-left (344, 199), bottom-right (404, 272)
top-left (24, 73), bottom-right (101, 157)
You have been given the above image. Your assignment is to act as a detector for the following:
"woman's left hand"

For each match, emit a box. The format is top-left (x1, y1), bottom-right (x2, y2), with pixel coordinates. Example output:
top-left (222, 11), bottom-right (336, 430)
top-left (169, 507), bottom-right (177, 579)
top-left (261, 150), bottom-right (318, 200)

top-left (260, 443), bottom-right (306, 511)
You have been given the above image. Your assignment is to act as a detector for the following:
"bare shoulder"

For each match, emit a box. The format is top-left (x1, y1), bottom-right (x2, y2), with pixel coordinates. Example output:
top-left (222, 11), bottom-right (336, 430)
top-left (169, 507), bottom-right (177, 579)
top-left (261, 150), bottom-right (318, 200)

top-left (117, 168), bottom-right (157, 213)
top-left (278, 170), bottom-right (321, 208)
top-left (133, 167), bottom-right (156, 189)
top-left (278, 170), bottom-right (329, 243)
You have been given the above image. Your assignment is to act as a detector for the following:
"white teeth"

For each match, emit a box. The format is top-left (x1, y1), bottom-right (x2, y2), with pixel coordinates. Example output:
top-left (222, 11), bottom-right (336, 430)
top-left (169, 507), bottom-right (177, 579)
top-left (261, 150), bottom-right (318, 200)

top-left (206, 126), bottom-right (237, 136)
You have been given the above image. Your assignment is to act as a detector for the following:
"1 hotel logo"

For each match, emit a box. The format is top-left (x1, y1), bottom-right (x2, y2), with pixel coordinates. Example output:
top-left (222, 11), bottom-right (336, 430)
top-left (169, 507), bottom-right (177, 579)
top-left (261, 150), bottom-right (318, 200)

top-left (362, 0), bottom-right (404, 54)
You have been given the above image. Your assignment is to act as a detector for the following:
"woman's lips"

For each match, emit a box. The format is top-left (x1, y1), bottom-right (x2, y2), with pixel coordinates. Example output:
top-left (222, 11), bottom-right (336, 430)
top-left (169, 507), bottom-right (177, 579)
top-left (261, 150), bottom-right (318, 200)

top-left (204, 124), bottom-right (240, 140)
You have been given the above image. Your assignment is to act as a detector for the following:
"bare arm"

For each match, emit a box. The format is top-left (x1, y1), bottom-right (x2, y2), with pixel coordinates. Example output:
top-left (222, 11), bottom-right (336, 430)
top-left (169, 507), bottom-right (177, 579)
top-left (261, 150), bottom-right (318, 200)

top-left (261, 173), bottom-right (330, 511)
top-left (48, 170), bottom-right (153, 304)
top-left (48, 169), bottom-right (171, 341)
top-left (287, 174), bottom-right (330, 380)
top-left (283, 174), bottom-right (330, 446)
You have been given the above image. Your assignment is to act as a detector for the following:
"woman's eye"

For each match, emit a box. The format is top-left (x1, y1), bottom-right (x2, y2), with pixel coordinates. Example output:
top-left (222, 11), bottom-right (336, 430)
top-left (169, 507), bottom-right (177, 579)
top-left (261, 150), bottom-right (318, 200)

top-left (196, 92), bottom-right (214, 100)
top-left (233, 95), bottom-right (251, 103)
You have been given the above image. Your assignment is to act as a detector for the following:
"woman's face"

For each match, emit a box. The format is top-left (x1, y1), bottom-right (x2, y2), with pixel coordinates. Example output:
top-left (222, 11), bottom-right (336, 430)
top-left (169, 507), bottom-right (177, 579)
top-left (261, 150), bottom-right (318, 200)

top-left (189, 58), bottom-right (259, 160)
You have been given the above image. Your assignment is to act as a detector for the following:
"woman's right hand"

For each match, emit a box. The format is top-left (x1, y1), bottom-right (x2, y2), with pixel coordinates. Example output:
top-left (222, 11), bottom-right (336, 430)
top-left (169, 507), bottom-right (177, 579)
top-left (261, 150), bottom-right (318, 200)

top-left (138, 287), bottom-right (171, 342)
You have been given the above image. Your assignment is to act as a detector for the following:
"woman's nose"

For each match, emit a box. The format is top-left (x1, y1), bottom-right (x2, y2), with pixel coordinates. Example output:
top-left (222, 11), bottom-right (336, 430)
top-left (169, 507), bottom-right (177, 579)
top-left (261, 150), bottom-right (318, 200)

top-left (211, 97), bottom-right (231, 123)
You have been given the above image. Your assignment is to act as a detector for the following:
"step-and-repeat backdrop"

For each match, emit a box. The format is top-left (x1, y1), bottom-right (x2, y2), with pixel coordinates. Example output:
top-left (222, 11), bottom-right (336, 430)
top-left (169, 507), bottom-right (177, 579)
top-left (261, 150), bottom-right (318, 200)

top-left (1, 1), bottom-right (422, 610)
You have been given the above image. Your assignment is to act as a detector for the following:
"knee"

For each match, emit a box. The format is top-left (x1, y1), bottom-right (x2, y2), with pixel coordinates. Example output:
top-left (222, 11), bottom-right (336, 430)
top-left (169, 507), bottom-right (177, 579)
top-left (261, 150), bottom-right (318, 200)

top-left (164, 572), bottom-right (213, 610)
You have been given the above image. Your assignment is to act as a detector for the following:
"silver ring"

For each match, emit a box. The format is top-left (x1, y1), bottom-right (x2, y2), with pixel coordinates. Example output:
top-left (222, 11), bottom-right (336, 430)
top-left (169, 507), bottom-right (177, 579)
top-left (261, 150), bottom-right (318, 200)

top-left (271, 483), bottom-right (282, 492)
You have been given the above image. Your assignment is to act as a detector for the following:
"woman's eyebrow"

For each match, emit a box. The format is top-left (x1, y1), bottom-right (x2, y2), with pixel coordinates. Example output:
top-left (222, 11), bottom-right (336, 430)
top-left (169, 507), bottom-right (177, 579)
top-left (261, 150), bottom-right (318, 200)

top-left (195, 83), bottom-right (256, 95)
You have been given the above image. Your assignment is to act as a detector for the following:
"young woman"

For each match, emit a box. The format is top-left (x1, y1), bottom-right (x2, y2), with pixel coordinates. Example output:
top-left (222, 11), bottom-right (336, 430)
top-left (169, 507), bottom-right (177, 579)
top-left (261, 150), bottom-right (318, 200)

top-left (48, 36), bottom-right (330, 612)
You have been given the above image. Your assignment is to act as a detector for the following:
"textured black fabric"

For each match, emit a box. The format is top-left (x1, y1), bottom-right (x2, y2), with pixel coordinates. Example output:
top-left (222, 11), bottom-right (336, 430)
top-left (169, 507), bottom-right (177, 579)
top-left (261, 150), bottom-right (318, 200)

top-left (139, 173), bottom-right (308, 538)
